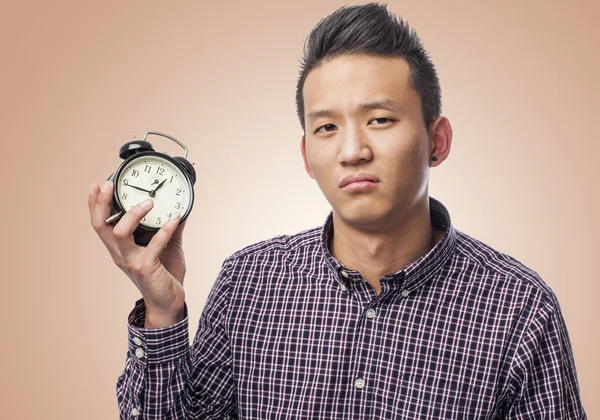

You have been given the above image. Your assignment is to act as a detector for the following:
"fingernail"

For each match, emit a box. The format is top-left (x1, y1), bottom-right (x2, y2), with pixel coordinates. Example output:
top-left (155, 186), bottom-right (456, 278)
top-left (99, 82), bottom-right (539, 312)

top-left (102, 180), bottom-right (112, 190)
top-left (140, 199), bottom-right (153, 209)
top-left (169, 211), bottom-right (180, 221)
top-left (90, 183), bottom-right (97, 193)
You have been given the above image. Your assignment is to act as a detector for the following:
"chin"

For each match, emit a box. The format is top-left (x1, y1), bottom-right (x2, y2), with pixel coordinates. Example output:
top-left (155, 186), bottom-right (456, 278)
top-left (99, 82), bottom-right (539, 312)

top-left (333, 200), bottom-right (391, 229)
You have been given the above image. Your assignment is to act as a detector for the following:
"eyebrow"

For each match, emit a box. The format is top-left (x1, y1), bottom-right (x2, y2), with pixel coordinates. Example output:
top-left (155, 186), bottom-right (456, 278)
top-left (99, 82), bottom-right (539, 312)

top-left (306, 98), bottom-right (402, 123)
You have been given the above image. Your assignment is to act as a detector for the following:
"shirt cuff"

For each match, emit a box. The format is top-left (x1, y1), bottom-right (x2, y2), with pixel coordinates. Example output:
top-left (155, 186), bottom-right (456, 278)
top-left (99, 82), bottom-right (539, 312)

top-left (127, 298), bottom-right (190, 366)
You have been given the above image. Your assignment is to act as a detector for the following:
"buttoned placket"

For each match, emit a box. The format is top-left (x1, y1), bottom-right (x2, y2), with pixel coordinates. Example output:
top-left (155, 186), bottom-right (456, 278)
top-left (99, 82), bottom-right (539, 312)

top-left (341, 270), bottom-right (409, 419)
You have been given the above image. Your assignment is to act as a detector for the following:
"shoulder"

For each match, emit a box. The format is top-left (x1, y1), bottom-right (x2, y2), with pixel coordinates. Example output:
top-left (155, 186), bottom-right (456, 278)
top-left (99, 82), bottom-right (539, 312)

top-left (224, 224), bottom-right (323, 263)
top-left (453, 229), bottom-right (558, 306)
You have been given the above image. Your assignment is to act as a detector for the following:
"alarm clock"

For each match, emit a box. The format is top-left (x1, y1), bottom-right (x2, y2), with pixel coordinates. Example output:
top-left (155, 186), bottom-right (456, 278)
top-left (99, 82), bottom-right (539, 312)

top-left (104, 131), bottom-right (196, 246)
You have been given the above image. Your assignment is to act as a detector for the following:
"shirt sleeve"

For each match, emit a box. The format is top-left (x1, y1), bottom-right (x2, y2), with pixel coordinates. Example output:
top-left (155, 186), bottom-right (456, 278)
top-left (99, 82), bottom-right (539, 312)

top-left (116, 259), bottom-right (237, 419)
top-left (504, 291), bottom-right (587, 419)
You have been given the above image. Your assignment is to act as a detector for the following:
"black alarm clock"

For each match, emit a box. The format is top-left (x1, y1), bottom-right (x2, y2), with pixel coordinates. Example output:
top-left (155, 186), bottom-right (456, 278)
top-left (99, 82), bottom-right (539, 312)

top-left (104, 131), bottom-right (196, 246)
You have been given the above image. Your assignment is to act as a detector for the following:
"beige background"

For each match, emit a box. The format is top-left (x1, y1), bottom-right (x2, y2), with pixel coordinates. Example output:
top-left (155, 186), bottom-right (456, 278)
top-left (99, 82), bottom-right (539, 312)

top-left (1, 0), bottom-right (598, 418)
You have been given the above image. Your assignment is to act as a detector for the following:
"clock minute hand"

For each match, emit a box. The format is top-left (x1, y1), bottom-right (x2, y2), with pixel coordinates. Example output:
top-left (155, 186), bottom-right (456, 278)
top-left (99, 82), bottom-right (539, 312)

top-left (125, 183), bottom-right (153, 194)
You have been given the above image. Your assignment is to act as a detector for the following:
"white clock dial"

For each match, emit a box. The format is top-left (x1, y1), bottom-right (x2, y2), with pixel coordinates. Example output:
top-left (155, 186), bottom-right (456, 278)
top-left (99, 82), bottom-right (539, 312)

top-left (116, 155), bottom-right (192, 228)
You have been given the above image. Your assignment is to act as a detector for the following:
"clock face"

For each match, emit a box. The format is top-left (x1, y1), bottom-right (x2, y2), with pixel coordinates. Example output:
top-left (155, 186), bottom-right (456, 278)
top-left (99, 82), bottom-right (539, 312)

top-left (115, 155), bottom-right (193, 229)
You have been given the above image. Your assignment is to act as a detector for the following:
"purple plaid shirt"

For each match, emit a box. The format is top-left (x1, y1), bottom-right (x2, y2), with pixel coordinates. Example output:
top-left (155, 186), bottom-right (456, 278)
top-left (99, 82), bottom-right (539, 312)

top-left (117, 197), bottom-right (586, 419)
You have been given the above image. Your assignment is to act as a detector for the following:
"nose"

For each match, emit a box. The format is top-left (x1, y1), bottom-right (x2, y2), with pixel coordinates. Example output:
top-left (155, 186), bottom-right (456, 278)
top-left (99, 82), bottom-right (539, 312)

top-left (337, 124), bottom-right (373, 165)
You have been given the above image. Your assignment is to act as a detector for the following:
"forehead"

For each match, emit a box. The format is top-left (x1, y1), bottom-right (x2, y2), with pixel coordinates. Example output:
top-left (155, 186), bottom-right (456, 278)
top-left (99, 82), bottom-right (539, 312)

top-left (303, 54), bottom-right (419, 116)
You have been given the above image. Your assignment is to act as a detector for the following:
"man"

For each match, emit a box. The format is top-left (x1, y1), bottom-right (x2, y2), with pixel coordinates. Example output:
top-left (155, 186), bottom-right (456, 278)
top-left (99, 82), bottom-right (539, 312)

top-left (88, 3), bottom-right (586, 419)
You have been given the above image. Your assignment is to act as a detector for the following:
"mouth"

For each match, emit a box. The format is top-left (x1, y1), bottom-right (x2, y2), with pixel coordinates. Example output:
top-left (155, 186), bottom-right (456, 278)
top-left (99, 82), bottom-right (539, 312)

top-left (339, 173), bottom-right (381, 189)
top-left (341, 180), bottom-right (380, 192)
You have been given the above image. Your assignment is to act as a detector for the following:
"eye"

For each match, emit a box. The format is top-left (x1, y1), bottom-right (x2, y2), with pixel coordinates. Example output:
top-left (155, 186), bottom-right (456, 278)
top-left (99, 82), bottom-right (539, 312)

top-left (315, 123), bottom-right (337, 134)
top-left (369, 117), bottom-right (395, 125)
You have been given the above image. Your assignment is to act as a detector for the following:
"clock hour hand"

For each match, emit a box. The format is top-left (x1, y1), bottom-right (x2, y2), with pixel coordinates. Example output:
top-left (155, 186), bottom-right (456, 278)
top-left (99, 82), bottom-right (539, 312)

top-left (152, 179), bottom-right (167, 193)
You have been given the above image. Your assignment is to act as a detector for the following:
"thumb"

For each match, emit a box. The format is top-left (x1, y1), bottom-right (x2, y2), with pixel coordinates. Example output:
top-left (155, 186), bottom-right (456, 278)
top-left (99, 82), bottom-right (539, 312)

top-left (169, 220), bottom-right (187, 247)
top-left (144, 215), bottom-right (182, 261)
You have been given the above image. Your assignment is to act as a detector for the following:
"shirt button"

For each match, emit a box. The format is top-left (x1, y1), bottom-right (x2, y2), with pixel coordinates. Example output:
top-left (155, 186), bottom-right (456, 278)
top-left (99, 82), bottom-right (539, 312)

top-left (340, 270), bottom-right (349, 279)
top-left (131, 407), bottom-right (139, 416)
top-left (135, 347), bottom-right (145, 359)
top-left (133, 337), bottom-right (143, 346)
top-left (365, 308), bottom-right (376, 319)
top-left (401, 289), bottom-right (409, 297)
top-left (354, 377), bottom-right (366, 389)
top-left (340, 284), bottom-right (347, 292)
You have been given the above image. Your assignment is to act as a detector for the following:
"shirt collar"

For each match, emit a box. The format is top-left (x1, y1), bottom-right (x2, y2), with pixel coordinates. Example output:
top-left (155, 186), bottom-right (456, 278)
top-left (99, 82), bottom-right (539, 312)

top-left (319, 196), bottom-right (457, 291)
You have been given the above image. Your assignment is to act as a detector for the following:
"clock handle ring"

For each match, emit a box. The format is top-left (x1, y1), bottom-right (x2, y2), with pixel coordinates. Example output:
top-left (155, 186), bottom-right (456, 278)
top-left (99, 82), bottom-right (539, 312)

top-left (142, 131), bottom-right (189, 159)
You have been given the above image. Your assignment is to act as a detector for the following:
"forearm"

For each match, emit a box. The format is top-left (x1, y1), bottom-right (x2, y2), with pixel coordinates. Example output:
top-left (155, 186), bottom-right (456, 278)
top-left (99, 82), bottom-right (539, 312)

top-left (117, 299), bottom-right (192, 419)
top-left (118, 260), bottom-right (237, 419)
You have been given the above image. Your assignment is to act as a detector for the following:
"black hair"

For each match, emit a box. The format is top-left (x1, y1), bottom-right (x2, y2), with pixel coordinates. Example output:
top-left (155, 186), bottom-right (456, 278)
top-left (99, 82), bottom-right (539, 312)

top-left (295, 2), bottom-right (441, 132)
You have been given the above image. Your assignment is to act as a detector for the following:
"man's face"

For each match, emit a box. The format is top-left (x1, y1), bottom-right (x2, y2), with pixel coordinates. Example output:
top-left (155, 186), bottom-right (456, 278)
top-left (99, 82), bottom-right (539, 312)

top-left (301, 54), bottom-right (432, 230)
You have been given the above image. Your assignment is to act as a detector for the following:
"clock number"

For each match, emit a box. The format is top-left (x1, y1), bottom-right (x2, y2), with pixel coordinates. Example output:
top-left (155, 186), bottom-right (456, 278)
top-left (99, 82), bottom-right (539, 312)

top-left (132, 169), bottom-right (139, 177)
top-left (167, 212), bottom-right (172, 218)
top-left (156, 167), bottom-right (165, 176)
top-left (122, 192), bottom-right (128, 200)
top-left (144, 165), bottom-right (151, 173)
top-left (170, 175), bottom-right (174, 183)
top-left (156, 217), bottom-right (162, 225)
top-left (176, 188), bottom-right (181, 196)
top-left (175, 202), bottom-right (181, 210)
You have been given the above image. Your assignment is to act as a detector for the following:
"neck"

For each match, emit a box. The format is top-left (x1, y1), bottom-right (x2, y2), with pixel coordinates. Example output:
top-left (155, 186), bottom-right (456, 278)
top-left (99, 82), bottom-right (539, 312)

top-left (330, 197), bottom-right (442, 293)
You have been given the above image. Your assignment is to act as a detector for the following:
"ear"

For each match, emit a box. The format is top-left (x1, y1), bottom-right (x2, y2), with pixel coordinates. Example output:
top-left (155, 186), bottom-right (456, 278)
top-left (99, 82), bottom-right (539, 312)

top-left (300, 135), bottom-right (315, 179)
top-left (428, 116), bottom-right (452, 166)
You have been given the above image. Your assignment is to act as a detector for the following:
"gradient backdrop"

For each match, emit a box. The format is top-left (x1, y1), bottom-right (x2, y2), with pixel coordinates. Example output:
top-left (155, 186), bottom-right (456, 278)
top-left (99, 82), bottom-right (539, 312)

top-left (1, 0), bottom-right (598, 418)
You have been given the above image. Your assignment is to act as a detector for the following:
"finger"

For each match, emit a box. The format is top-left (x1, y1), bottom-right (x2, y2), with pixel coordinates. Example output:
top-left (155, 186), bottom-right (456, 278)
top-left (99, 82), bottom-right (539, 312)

top-left (113, 198), bottom-right (155, 260)
top-left (90, 180), bottom-right (114, 230)
top-left (89, 180), bottom-right (120, 258)
top-left (88, 182), bottom-right (100, 224)
top-left (143, 212), bottom-right (182, 262)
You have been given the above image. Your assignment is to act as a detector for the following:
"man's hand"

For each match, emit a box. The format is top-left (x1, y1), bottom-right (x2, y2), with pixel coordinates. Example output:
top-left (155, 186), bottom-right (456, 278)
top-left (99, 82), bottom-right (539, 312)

top-left (89, 180), bottom-right (188, 328)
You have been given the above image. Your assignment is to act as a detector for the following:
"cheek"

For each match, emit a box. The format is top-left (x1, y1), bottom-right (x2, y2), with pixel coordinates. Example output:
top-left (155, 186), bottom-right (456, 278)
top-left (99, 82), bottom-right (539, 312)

top-left (383, 125), bottom-right (426, 156)
top-left (376, 131), bottom-right (428, 181)
top-left (305, 145), bottom-right (340, 196)
top-left (306, 143), bottom-right (333, 175)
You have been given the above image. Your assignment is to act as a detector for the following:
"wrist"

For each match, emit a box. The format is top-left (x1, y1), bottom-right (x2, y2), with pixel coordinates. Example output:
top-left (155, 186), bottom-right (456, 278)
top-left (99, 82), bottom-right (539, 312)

top-left (144, 305), bottom-right (185, 328)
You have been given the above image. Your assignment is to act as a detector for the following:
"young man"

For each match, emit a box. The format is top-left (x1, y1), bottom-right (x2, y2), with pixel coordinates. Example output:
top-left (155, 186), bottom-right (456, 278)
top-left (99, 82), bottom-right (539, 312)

top-left (88, 3), bottom-right (586, 419)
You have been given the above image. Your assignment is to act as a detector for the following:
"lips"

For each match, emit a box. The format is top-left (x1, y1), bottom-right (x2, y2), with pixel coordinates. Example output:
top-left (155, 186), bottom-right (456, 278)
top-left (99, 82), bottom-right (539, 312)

top-left (339, 173), bottom-right (380, 188)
